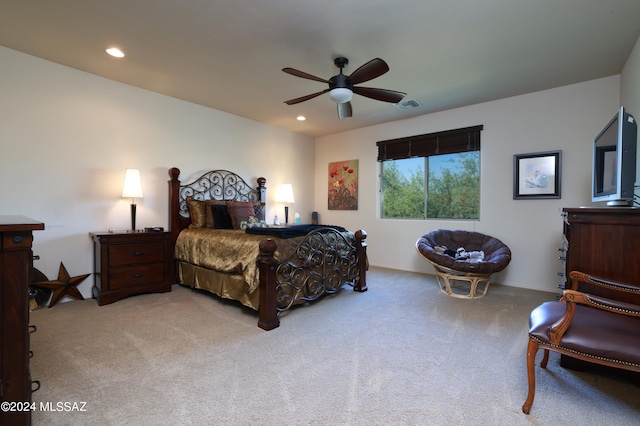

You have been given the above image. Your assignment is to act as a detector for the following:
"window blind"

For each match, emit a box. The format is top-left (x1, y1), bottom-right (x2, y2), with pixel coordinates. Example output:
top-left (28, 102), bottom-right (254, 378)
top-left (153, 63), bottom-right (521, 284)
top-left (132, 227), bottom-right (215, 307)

top-left (376, 125), bottom-right (483, 162)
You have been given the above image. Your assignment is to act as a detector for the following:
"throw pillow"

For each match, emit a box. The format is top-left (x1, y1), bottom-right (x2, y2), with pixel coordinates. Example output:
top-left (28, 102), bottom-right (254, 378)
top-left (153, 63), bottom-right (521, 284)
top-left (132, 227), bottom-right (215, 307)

top-left (240, 216), bottom-right (269, 230)
top-left (226, 201), bottom-right (256, 229)
top-left (205, 200), bottom-right (226, 228)
top-left (186, 197), bottom-right (206, 229)
top-left (211, 204), bottom-right (233, 229)
top-left (252, 202), bottom-right (265, 221)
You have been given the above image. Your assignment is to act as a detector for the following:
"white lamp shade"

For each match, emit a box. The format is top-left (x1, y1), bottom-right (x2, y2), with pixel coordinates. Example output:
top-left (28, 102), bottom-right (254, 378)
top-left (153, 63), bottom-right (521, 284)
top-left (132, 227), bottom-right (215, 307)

top-left (122, 168), bottom-right (143, 198)
top-left (277, 184), bottom-right (295, 203)
top-left (329, 88), bottom-right (353, 103)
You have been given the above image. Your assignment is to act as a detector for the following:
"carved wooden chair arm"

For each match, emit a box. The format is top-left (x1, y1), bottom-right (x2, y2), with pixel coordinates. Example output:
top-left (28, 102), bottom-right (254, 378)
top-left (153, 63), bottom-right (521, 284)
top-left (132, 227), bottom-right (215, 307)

top-left (549, 288), bottom-right (640, 345)
top-left (568, 270), bottom-right (640, 295)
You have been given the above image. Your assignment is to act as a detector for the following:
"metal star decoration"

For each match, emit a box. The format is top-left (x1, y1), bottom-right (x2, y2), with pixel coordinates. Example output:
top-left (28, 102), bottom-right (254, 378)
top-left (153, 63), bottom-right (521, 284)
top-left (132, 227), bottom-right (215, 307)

top-left (32, 262), bottom-right (90, 308)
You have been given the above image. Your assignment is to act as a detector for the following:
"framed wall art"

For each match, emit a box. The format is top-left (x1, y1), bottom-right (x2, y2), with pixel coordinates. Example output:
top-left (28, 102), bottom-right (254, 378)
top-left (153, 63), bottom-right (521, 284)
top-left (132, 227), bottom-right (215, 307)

top-left (513, 150), bottom-right (562, 199)
top-left (328, 160), bottom-right (358, 210)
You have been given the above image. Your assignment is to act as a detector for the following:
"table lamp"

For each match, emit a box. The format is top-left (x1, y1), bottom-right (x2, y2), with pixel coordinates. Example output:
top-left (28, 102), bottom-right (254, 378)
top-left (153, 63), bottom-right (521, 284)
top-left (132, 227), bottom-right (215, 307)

top-left (122, 168), bottom-right (143, 231)
top-left (277, 184), bottom-right (294, 224)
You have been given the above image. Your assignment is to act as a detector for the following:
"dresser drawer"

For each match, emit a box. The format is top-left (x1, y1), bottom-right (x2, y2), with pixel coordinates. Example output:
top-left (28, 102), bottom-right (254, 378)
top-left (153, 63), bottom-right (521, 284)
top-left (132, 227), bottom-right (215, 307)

top-left (109, 242), bottom-right (165, 267)
top-left (108, 263), bottom-right (165, 289)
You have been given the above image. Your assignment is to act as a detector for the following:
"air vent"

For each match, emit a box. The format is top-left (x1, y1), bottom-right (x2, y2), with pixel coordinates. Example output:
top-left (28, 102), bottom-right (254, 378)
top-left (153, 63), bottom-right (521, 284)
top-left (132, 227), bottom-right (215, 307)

top-left (395, 99), bottom-right (423, 111)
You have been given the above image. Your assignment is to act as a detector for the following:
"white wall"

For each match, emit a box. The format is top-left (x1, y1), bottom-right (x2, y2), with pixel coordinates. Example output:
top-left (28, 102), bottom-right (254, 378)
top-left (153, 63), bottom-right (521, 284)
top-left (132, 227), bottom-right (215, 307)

top-left (314, 76), bottom-right (621, 293)
top-left (621, 35), bottom-right (640, 127)
top-left (620, 35), bottom-right (640, 197)
top-left (0, 46), bottom-right (314, 300)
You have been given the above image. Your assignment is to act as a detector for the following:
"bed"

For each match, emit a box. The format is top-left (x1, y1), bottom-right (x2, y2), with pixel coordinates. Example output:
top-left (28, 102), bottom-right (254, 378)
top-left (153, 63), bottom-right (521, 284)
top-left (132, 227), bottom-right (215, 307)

top-left (168, 167), bottom-right (368, 330)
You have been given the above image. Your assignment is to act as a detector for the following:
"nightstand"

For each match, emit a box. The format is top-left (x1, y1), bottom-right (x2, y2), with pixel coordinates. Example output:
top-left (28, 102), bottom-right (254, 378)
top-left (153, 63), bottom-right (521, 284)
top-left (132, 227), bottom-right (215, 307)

top-left (90, 231), bottom-right (173, 305)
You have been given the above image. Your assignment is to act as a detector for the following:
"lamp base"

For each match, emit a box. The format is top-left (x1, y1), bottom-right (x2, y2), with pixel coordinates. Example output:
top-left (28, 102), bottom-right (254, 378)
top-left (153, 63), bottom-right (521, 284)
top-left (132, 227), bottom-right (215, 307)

top-left (284, 206), bottom-right (289, 224)
top-left (130, 203), bottom-right (137, 231)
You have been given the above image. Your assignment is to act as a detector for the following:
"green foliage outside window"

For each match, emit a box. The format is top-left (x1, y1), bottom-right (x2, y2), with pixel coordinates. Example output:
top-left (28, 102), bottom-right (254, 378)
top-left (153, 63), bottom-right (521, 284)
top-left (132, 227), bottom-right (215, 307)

top-left (381, 151), bottom-right (479, 219)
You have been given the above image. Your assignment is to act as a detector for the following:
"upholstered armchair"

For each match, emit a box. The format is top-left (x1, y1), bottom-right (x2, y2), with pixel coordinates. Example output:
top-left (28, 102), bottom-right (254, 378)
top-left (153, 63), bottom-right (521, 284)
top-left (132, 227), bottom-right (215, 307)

top-left (522, 270), bottom-right (640, 414)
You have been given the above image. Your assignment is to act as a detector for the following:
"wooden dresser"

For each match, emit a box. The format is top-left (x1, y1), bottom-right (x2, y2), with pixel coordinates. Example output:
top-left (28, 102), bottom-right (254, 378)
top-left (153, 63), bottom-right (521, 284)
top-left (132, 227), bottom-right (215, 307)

top-left (0, 216), bottom-right (44, 426)
top-left (560, 207), bottom-right (640, 371)
top-left (561, 207), bottom-right (640, 303)
top-left (90, 231), bottom-right (172, 305)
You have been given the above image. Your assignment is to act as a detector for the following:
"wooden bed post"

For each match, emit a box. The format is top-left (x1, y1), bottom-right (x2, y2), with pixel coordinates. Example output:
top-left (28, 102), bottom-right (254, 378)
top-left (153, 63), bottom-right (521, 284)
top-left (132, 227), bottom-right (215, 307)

top-left (355, 230), bottom-right (368, 292)
top-left (256, 177), bottom-right (267, 204)
top-left (257, 238), bottom-right (280, 330)
top-left (168, 167), bottom-right (182, 281)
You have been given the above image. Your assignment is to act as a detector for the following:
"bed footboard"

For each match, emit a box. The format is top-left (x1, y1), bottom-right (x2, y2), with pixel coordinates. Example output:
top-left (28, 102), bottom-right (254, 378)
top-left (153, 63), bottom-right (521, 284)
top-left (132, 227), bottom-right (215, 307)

top-left (257, 228), bottom-right (368, 330)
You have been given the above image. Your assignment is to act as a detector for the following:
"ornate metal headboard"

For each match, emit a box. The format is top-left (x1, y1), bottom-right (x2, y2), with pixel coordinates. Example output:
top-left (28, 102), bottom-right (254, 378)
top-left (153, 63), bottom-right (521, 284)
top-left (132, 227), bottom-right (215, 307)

top-left (168, 168), bottom-right (267, 251)
top-left (175, 169), bottom-right (266, 219)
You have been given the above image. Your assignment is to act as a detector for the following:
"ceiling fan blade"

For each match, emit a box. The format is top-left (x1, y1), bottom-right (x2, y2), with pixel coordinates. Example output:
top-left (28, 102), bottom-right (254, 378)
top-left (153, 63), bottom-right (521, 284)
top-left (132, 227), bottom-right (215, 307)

top-left (282, 67), bottom-right (329, 83)
top-left (348, 58), bottom-right (389, 85)
top-left (337, 102), bottom-right (353, 119)
top-left (352, 86), bottom-right (407, 103)
top-left (284, 89), bottom-right (330, 105)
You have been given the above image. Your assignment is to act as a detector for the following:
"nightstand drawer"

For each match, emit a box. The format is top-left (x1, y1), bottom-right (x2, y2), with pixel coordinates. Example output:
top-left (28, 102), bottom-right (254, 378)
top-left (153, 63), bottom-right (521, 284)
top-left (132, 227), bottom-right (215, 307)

top-left (109, 242), bottom-right (165, 267)
top-left (108, 263), bottom-right (165, 289)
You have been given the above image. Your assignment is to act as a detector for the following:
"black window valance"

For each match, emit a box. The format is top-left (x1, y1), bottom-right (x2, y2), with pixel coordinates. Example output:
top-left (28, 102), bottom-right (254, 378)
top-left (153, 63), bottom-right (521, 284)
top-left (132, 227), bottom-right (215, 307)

top-left (376, 125), bottom-right (483, 162)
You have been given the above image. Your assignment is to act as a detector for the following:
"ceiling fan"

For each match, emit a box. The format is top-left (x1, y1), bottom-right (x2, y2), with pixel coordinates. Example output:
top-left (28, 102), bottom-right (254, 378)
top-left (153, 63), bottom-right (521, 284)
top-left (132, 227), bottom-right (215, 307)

top-left (283, 57), bottom-right (407, 119)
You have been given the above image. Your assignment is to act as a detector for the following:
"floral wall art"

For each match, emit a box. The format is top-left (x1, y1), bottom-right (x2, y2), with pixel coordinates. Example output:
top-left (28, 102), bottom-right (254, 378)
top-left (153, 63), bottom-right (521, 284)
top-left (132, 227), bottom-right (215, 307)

top-left (328, 160), bottom-right (358, 210)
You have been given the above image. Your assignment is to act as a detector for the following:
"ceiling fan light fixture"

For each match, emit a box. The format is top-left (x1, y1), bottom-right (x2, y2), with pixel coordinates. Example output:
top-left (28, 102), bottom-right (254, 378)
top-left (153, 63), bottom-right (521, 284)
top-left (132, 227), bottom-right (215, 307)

top-left (329, 88), bottom-right (353, 103)
top-left (283, 57), bottom-right (402, 118)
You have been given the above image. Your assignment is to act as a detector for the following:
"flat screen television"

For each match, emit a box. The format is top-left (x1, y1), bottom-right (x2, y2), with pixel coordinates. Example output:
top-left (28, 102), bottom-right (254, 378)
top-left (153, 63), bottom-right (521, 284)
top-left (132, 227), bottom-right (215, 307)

top-left (592, 106), bottom-right (637, 206)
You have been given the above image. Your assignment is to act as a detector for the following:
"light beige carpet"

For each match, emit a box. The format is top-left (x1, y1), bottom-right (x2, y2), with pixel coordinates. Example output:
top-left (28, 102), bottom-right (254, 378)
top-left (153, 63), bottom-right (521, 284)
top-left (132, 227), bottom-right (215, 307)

top-left (29, 267), bottom-right (640, 425)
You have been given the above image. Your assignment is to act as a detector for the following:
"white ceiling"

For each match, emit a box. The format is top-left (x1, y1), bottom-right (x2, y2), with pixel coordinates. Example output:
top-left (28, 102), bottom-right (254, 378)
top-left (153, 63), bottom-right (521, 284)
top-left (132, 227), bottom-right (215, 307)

top-left (1, 1), bottom-right (639, 138)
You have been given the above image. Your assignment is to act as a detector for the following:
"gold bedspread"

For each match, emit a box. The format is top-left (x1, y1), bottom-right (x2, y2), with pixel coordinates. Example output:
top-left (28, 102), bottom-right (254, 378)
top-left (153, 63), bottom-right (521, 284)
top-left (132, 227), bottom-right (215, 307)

top-left (174, 228), bottom-right (302, 293)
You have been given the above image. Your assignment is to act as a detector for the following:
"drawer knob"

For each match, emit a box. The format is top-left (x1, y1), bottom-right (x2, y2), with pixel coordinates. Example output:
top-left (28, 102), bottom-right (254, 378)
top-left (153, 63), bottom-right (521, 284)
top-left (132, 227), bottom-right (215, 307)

top-left (132, 273), bottom-right (145, 278)
top-left (132, 251), bottom-right (145, 256)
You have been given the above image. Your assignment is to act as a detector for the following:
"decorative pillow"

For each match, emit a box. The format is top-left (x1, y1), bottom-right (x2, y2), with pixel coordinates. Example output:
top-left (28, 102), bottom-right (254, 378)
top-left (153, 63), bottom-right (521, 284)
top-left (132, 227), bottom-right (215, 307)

top-left (211, 204), bottom-right (233, 229)
top-left (226, 201), bottom-right (256, 229)
top-left (252, 202), bottom-right (265, 221)
top-left (240, 216), bottom-right (269, 230)
top-left (204, 200), bottom-right (226, 228)
top-left (186, 197), bottom-right (206, 229)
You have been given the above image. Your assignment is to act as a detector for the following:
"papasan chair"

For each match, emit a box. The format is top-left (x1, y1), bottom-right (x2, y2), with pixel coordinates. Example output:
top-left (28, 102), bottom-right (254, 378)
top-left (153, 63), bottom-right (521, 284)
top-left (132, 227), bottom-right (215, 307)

top-left (416, 229), bottom-right (511, 299)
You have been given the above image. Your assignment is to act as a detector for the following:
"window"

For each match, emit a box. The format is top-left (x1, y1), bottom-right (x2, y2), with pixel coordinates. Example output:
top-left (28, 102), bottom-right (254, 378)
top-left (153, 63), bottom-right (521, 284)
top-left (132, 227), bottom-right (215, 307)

top-left (377, 125), bottom-right (482, 220)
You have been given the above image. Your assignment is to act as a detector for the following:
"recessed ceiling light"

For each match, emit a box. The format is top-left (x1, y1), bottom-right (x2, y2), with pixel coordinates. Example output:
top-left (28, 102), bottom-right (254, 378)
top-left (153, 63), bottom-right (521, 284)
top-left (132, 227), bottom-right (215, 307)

top-left (296, 116), bottom-right (306, 121)
top-left (106, 47), bottom-right (125, 58)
